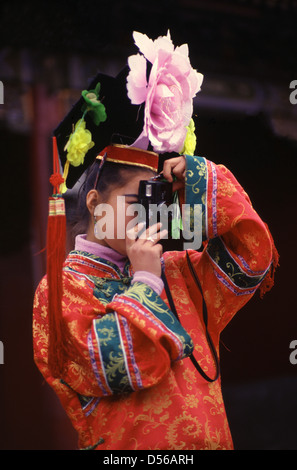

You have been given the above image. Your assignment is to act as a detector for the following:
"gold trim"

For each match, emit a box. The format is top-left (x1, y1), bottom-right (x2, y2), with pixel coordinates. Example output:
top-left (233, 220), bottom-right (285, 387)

top-left (95, 145), bottom-right (159, 172)
top-left (95, 156), bottom-right (157, 172)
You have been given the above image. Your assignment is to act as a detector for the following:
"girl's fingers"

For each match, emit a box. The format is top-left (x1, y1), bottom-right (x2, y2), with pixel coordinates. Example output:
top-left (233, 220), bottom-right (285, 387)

top-left (126, 221), bottom-right (162, 244)
top-left (139, 222), bottom-right (162, 240)
top-left (155, 228), bottom-right (168, 243)
top-left (127, 222), bottom-right (168, 246)
top-left (172, 160), bottom-right (186, 178)
top-left (163, 156), bottom-right (186, 182)
top-left (126, 221), bottom-right (145, 243)
top-left (146, 228), bottom-right (168, 244)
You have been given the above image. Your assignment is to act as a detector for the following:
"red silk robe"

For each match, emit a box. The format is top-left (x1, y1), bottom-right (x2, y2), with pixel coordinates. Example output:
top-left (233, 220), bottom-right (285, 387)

top-left (33, 156), bottom-right (275, 450)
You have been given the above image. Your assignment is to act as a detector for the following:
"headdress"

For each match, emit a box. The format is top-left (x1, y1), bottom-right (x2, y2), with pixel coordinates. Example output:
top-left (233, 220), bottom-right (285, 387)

top-left (46, 31), bottom-right (203, 376)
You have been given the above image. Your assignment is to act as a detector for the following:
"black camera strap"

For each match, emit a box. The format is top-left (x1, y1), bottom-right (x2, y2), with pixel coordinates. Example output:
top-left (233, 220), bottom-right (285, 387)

top-left (161, 250), bottom-right (220, 382)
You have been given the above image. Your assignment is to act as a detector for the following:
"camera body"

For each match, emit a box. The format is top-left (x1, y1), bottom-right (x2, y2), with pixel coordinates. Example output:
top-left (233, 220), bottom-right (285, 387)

top-left (138, 176), bottom-right (183, 251)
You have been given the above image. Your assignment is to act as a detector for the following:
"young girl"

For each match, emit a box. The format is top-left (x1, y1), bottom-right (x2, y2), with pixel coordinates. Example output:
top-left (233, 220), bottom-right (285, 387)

top-left (33, 31), bottom-right (278, 450)
top-left (33, 143), bottom-right (277, 450)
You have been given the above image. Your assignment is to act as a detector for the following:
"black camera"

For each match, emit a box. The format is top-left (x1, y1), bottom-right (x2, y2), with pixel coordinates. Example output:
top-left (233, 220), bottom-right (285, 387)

top-left (138, 175), bottom-right (183, 251)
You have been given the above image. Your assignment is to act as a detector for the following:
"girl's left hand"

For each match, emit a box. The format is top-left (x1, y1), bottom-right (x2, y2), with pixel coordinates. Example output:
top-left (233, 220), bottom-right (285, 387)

top-left (162, 155), bottom-right (186, 192)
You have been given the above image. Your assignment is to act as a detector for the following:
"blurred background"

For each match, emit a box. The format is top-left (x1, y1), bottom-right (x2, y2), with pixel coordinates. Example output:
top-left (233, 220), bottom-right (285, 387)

top-left (0, 0), bottom-right (296, 450)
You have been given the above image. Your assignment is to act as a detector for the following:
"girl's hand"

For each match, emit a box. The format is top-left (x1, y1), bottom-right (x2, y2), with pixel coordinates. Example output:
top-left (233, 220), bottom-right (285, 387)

top-left (162, 155), bottom-right (186, 192)
top-left (126, 223), bottom-right (167, 277)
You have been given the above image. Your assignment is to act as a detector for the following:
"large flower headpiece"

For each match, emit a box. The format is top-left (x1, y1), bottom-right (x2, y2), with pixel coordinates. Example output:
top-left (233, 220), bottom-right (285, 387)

top-left (127, 31), bottom-right (204, 154)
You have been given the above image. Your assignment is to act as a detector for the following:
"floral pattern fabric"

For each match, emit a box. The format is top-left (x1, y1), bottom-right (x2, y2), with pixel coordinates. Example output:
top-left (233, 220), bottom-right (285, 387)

top-left (33, 155), bottom-right (274, 450)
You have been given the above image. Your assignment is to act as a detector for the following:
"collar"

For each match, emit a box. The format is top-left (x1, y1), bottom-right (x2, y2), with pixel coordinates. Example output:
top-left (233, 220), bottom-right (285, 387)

top-left (65, 235), bottom-right (132, 279)
top-left (74, 234), bottom-right (129, 273)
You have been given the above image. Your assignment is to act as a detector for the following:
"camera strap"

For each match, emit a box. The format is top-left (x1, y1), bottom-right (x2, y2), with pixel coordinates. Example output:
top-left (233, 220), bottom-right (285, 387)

top-left (161, 251), bottom-right (220, 382)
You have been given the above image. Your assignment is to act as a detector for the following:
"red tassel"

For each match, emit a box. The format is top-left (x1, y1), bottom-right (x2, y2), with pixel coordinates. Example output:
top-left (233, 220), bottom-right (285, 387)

top-left (46, 137), bottom-right (67, 377)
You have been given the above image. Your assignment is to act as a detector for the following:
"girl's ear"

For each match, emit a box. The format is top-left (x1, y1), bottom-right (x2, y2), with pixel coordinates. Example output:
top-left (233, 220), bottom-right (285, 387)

top-left (86, 189), bottom-right (101, 216)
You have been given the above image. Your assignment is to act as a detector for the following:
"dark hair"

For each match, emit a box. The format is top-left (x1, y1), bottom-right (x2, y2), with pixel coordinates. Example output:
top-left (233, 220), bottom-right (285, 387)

top-left (65, 160), bottom-right (156, 249)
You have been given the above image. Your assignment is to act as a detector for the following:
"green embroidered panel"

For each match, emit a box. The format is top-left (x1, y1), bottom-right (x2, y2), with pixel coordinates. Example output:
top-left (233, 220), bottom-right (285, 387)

top-left (69, 250), bottom-right (130, 276)
top-left (184, 155), bottom-right (207, 246)
top-left (124, 282), bottom-right (194, 359)
top-left (93, 313), bottom-right (134, 394)
top-left (207, 237), bottom-right (266, 288)
top-left (91, 276), bottom-right (132, 305)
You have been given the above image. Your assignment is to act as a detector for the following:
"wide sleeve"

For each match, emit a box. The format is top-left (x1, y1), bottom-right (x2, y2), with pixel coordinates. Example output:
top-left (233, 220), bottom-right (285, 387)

top-left (33, 272), bottom-right (194, 399)
top-left (175, 155), bottom-right (278, 334)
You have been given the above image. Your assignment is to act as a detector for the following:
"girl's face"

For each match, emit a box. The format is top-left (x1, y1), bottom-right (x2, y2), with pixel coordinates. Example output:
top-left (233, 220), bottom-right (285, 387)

top-left (88, 170), bottom-right (153, 256)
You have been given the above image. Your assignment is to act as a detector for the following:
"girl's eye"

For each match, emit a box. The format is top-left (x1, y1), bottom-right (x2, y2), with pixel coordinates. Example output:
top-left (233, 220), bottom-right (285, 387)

top-left (126, 200), bottom-right (138, 205)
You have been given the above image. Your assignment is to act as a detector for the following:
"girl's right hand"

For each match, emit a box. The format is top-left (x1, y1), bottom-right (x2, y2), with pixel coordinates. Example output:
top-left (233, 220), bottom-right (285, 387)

top-left (126, 223), bottom-right (167, 277)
